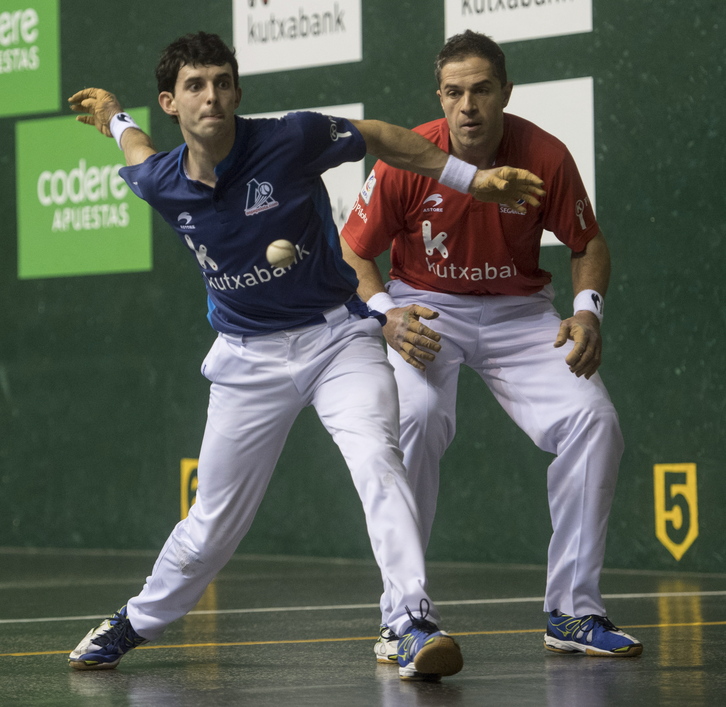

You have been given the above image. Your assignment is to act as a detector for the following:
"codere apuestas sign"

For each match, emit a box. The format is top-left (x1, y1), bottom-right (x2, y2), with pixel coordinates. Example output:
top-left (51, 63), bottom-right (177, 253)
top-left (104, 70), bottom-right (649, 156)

top-left (0, 0), bottom-right (60, 117)
top-left (16, 110), bottom-right (152, 279)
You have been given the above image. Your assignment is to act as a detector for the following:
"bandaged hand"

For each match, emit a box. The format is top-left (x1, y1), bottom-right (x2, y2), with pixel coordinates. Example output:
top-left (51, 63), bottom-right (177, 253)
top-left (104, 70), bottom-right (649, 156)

top-left (383, 305), bottom-right (441, 371)
top-left (68, 88), bottom-right (124, 138)
top-left (470, 166), bottom-right (546, 214)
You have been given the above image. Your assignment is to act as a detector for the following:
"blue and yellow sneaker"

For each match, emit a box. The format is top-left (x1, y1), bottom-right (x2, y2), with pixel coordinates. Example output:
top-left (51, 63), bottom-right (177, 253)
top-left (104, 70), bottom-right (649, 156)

top-left (397, 600), bottom-right (463, 680)
top-left (374, 625), bottom-right (400, 664)
top-left (545, 611), bottom-right (643, 657)
top-left (68, 605), bottom-right (147, 670)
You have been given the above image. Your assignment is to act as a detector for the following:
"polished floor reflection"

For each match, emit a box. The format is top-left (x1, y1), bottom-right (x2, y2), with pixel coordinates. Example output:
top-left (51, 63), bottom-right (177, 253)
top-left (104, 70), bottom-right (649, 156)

top-left (1, 549), bottom-right (724, 706)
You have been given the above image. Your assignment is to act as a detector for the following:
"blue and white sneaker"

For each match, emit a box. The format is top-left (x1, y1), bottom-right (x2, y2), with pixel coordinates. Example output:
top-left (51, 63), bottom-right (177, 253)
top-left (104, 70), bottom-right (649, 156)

top-left (545, 611), bottom-right (643, 657)
top-left (397, 600), bottom-right (463, 680)
top-left (68, 605), bottom-right (148, 670)
top-left (374, 625), bottom-right (400, 664)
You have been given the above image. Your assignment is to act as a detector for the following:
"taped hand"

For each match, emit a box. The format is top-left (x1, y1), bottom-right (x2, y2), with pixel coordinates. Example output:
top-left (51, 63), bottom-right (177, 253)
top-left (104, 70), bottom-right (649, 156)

top-left (68, 88), bottom-right (124, 138)
top-left (383, 305), bottom-right (441, 371)
top-left (554, 310), bottom-right (602, 379)
top-left (470, 166), bottom-right (546, 214)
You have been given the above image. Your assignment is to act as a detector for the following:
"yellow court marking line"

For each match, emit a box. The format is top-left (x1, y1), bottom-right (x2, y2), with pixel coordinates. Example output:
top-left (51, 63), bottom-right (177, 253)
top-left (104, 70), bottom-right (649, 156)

top-left (3, 620), bottom-right (725, 659)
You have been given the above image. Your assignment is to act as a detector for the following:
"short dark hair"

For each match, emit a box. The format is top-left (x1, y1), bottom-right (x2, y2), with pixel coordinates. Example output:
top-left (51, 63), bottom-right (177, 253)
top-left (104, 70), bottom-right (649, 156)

top-left (155, 31), bottom-right (240, 94)
top-left (435, 30), bottom-right (508, 87)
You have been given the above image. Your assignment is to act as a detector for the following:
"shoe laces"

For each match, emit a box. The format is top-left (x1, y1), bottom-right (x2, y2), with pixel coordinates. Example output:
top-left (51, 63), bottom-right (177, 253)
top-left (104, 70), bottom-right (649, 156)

top-left (95, 608), bottom-right (142, 649)
top-left (591, 615), bottom-right (620, 632)
top-left (404, 599), bottom-right (438, 633)
top-left (573, 614), bottom-right (620, 634)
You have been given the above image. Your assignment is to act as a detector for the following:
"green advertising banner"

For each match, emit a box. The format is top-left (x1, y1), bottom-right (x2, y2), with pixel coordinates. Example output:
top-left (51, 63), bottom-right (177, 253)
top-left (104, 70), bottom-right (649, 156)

top-left (16, 109), bottom-right (153, 279)
top-left (0, 0), bottom-right (60, 117)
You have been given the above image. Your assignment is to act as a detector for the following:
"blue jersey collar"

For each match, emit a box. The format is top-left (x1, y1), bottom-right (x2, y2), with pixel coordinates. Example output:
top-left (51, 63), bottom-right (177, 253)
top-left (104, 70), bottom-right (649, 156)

top-left (175, 116), bottom-right (248, 182)
top-left (215, 116), bottom-right (248, 179)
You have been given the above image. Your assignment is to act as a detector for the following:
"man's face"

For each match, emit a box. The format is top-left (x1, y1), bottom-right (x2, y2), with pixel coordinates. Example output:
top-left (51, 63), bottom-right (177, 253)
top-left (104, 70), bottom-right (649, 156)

top-left (160, 62), bottom-right (241, 139)
top-left (437, 55), bottom-right (512, 157)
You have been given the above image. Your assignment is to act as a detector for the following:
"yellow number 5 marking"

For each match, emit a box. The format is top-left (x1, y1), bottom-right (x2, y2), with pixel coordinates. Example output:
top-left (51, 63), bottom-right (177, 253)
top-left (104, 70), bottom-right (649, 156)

top-left (654, 463), bottom-right (698, 561)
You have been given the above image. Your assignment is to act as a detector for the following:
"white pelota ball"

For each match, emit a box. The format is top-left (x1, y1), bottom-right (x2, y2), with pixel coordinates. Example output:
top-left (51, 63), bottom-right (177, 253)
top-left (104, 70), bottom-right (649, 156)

top-left (265, 239), bottom-right (296, 268)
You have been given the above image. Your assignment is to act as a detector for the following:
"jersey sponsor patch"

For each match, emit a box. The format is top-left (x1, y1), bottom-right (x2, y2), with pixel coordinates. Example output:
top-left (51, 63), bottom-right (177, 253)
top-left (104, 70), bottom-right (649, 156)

top-left (499, 204), bottom-right (526, 216)
top-left (328, 115), bottom-right (353, 142)
top-left (423, 193), bottom-right (444, 213)
top-left (177, 211), bottom-right (195, 229)
top-left (575, 197), bottom-right (590, 230)
top-left (422, 220), bottom-right (448, 258)
top-left (426, 258), bottom-right (518, 282)
top-left (360, 169), bottom-right (376, 204)
top-left (184, 235), bottom-right (219, 271)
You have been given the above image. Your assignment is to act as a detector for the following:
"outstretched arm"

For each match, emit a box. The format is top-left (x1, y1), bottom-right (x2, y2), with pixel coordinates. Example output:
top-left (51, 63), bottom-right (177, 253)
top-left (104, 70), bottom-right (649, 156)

top-left (350, 119), bottom-right (545, 214)
top-left (68, 88), bottom-right (157, 167)
top-left (554, 231), bottom-right (611, 379)
top-left (340, 237), bottom-right (441, 371)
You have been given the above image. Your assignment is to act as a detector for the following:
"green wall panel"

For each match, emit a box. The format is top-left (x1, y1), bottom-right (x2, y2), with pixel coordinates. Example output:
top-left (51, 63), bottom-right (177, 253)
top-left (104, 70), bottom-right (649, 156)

top-left (0, 0), bottom-right (723, 574)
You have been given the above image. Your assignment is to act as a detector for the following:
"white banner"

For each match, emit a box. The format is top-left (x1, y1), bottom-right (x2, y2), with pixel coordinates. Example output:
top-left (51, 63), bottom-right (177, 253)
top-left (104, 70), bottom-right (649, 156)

top-left (234, 0), bottom-right (361, 76)
top-left (445, 0), bottom-right (592, 44)
top-left (242, 103), bottom-right (365, 233)
top-left (505, 76), bottom-right (595, 246)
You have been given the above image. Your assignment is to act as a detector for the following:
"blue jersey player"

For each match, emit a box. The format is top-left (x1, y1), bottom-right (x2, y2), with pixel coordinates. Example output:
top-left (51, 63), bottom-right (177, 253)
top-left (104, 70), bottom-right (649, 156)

top-left (66, 32), bottom-right (544, 680)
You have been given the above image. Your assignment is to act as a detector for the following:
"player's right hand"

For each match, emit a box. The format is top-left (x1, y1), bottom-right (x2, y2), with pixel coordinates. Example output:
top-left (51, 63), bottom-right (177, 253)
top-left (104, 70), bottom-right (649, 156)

top-left (470, 166), bottom-right (546, 214)
top-left (383, 305), bottom-right (441, 371)
top-left (68, 88), bottom-right (124, 138)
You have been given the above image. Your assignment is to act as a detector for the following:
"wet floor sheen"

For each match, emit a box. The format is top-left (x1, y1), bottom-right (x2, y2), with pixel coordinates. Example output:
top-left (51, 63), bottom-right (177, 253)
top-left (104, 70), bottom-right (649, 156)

top-left (1, 549), bottom-right (724, 706)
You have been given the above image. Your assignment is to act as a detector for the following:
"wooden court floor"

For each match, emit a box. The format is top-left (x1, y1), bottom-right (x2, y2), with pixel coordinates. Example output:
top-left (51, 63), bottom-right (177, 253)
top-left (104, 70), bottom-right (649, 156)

top-left (1, 548), bottom-right (725, 706)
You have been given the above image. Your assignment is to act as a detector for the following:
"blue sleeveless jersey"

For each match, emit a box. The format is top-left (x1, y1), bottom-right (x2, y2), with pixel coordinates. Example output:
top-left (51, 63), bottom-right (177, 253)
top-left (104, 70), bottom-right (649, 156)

top-left (120, 112), bottom-right (368, 335)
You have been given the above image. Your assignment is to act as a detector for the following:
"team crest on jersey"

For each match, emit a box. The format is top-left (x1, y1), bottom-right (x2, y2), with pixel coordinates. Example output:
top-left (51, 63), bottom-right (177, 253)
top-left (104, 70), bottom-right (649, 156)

top-left (245, 179), bottom-right (280, 216)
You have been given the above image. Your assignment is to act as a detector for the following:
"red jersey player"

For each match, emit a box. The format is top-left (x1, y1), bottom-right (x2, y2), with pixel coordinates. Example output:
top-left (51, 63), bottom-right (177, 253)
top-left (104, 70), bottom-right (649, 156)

top-left (342, 30), bottom-right (643, 661)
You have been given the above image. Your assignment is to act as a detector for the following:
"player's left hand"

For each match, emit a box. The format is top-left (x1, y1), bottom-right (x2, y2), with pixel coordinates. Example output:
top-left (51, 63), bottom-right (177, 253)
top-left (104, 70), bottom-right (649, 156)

top-left (554, 311), bottom-right (602, 379)
top-left (470, 166), bottom-right (546, 214)
top-left (67, 88), bottom-right (124, 138)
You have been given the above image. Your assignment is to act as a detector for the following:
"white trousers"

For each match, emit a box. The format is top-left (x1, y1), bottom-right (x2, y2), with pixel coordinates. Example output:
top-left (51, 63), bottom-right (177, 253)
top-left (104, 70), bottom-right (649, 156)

top-left (385, 281), bottom-right (624, 618)
top-left (127, 306), bottom-right (438, 639)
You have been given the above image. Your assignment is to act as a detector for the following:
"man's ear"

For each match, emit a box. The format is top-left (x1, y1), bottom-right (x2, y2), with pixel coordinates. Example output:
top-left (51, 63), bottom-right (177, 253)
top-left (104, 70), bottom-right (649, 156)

top-left (502, 82), bottom-right (513, 108)
top-left (159, 91), bottom-right (177, 117)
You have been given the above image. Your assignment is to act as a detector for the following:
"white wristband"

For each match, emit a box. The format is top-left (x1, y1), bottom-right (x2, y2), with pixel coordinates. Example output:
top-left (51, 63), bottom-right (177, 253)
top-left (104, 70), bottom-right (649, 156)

top-left (438, 155), bottom-right (478, 193)
top-left (574, 289), bottom-right (604, 321)
top-left (110, 112), bottom-right (141, 149)
top-left (367, 292), bottom-right (397, 314)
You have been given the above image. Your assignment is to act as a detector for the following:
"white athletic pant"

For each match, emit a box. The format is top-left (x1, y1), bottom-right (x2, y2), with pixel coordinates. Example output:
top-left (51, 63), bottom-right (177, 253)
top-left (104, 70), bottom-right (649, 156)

top-left (384, 281), bottom-right (624, 618)
top-left (127, 305), bottom-right (438, 640)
